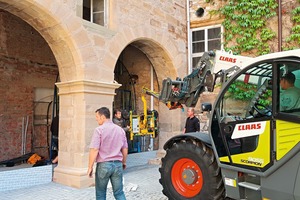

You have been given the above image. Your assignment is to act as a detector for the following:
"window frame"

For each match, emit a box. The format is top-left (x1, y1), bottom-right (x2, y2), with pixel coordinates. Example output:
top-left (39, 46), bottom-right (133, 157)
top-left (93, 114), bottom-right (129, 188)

top-left (274, 59), bottom-right (300, 123)
top-left (81, 0), bottom-right (109, 27)
top-left (211, 61), bottom-right (274, 171)
top-left (190, 25), bottom-right (223, 72)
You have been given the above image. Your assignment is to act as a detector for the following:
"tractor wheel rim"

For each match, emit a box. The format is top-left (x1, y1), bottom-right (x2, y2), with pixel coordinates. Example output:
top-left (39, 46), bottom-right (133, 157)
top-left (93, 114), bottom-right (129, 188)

top-left (171, 158), bottom-right (203, 198)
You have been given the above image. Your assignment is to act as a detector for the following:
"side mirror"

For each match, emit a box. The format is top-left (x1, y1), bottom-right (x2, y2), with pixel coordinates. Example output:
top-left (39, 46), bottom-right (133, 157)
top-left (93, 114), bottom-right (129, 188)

top-left (201, 103), bottom-right (212, 112)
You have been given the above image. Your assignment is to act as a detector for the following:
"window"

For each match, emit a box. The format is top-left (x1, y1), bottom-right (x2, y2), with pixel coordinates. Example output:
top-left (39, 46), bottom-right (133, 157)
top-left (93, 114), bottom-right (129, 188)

top-left (83, 0), bottom-right (107, 26)
top-left (191, 26), bottom-right (222, 69)
top-left (219, 63), bottom-right (273, 121)
top-left (278, 63), bottom-right (300, 114)
top-left (214, 63), bottom-right (273, 156)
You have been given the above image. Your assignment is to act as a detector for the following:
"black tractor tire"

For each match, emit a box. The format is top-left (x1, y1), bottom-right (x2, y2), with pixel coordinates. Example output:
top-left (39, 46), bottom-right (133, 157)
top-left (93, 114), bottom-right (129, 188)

top-left (159, 140), bottom-right (224, 200)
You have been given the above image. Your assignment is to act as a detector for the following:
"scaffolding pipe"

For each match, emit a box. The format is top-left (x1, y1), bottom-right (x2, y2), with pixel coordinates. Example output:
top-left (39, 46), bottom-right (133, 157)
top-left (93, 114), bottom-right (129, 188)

top-left (21, 117), bottom-right (24, 155)
top-left (149, 136), bottom-right (154, 151)
top-left (24, 116), bottom-right (29, 155)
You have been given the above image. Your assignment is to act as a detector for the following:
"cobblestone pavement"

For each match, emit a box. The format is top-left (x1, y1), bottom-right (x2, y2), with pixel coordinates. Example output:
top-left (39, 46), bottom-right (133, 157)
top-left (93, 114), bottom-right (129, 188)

top-left (0, 151), bottom-right (168, 200)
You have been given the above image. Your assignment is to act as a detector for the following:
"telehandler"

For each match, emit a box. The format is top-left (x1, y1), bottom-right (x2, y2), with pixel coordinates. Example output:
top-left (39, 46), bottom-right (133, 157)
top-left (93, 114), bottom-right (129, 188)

top-left (156, 49), bottom-right (300, 200)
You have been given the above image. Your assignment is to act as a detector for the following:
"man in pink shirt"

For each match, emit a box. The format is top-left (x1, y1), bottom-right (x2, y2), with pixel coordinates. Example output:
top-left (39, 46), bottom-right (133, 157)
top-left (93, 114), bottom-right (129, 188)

top-left (87, 107), bottom-right (128, 200)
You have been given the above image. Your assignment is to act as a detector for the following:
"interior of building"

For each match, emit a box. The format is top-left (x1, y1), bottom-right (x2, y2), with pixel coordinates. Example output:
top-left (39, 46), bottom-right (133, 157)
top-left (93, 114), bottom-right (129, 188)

top-left (0, 10), bottom-right (160, 170)
top-left (114, 45), bottom-right (160, 153)
top-left (0, 10), bottom-right (58, 164)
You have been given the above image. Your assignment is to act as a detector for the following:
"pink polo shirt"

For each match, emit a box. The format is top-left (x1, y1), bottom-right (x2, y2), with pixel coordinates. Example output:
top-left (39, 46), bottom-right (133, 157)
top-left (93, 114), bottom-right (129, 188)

top-left (89, 120), bottom-right (128, 163)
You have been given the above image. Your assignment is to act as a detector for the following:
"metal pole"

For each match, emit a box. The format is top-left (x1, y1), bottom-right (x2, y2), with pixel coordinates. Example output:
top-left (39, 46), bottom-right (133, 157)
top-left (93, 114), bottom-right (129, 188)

top-left (150, 135), bottom-right (153, 151)
top-left (278, 0), bottom-right (282, 52)
top-left (24, 116), bottom-right (29, 155)
top-left (187, 0), bottom-right (192, 72)
top-left (21, 117), bottom-right (24, 155)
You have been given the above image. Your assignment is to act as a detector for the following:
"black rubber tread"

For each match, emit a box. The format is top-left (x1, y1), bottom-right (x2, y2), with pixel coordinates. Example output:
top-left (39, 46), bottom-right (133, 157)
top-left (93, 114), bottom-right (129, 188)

top-left (159, 139), bottom-right (225, 200)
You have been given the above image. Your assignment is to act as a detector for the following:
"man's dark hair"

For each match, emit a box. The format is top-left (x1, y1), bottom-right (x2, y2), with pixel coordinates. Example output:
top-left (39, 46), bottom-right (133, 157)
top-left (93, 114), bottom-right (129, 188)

top-left (282, 72), bottom-right (296, 84)
top-left (113, 108), bottom-right (121, 116)
top-left (95, 107), bottom-right (110, 119)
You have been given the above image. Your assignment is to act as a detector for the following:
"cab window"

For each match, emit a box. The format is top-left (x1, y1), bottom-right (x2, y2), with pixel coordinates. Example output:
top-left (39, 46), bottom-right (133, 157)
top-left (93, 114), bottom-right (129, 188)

top-left (278, 63), bottom-right (300, 116)
top-left (213, 63), bottom-right (273, 157)
top-left (219, 63), bottom-right (272, 122)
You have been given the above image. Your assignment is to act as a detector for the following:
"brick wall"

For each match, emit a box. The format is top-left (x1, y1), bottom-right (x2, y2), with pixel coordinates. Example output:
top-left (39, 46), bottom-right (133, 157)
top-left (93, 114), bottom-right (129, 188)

top-left (116, 46), bottom-right (160, 114)
top-left (0, 11), bottom-right (57, 162)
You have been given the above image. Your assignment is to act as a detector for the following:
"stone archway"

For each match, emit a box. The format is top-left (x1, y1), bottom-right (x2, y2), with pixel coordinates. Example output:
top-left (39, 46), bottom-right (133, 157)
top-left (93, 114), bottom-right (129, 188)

top-left (0, 0), bottom-right (121, 188)
top-left (0, 1), bottom-right (187, 189)
top-left (0, 0), bottom-right (95, 82)
top-left (106, 26), bottom-right (187, 160)
top-left (103, 25), bottom-right (187, 81)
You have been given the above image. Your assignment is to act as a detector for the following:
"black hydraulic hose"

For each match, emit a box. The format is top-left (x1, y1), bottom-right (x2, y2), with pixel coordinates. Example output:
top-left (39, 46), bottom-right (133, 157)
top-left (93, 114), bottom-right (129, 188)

top-left (49, 73), bottom-right (59, 162)
top-left (46, 101), bottom-right (53, 162)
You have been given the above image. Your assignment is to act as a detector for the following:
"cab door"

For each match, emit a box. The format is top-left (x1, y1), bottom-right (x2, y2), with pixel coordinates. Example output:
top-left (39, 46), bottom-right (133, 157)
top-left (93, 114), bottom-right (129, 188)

top-left (274, 60), bottom-right (300, 161)
top-left (211, 62), bottom-right (274, 171)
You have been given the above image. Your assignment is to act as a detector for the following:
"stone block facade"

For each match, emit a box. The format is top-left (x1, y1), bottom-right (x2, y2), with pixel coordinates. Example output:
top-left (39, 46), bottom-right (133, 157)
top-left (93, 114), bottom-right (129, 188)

top-left (0, 0), bottom-right (188, 189)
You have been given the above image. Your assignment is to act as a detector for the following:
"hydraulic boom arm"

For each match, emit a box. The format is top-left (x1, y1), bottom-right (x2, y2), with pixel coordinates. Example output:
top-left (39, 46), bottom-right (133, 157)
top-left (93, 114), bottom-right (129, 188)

top-left (158, 51), bottom-right (216, 108)
top-left (143, 50), bottom-right (242, 110)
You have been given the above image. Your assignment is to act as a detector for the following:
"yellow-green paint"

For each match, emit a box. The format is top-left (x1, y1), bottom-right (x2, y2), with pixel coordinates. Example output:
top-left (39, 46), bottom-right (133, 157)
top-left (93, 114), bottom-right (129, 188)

top-left (276, 120), bottom-right (300, 160)
top-left (220, 121), bottom-right (271, 168)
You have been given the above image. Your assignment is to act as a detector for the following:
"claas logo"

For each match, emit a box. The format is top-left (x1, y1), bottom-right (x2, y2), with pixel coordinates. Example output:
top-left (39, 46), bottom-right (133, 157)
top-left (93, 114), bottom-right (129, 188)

top-left (219, 56), bottom-right (237, 63)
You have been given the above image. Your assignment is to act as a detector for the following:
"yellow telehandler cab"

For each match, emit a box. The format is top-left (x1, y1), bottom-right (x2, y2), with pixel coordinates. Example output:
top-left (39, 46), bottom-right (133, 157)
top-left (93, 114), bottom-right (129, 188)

top-left (157, 49), bottom-right (300, 200)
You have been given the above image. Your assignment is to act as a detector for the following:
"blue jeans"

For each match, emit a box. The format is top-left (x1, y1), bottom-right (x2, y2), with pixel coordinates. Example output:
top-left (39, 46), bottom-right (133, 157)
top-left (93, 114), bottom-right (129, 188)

top-left (95, 161), bottom-right (126, 200)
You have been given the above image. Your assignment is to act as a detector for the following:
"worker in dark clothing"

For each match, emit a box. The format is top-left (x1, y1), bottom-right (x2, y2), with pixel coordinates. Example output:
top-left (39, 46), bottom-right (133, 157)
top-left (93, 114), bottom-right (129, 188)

top-left (183, 107), bottom-right (200, 133)
top-left (113, 109), bottom-right (130, 132)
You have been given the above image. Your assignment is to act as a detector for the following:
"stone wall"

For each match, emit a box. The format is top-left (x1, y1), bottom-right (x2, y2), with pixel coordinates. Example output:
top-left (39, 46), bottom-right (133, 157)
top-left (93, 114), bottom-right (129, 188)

top-left (0, 0), bottom-right (188, 188)
top-left (110, 0), bottom-right (187, 41)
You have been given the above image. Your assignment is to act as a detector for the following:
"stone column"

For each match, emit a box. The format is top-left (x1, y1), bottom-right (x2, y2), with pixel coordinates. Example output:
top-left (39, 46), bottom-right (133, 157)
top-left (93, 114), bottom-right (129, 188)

top-left (53, 80), bottom-right (120, 188)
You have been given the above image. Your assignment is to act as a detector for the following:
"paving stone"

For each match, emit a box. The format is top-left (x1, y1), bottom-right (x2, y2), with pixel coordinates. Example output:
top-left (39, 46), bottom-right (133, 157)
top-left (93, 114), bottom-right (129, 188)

top-left (0, 151), bottom-right (168, 200)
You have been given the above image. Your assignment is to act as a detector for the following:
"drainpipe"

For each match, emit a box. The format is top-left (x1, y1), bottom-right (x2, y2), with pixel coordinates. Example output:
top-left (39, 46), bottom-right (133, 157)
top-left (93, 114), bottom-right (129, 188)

top-left (187, 0), bottom-right (192, 73)
top-left (278, 0), bottom-right (282, 52)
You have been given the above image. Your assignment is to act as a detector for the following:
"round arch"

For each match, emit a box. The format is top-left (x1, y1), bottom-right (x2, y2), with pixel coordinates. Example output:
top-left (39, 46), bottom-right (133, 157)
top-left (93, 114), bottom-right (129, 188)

top-left (0, 1), bottom-right (122, 189)
top-left (0, 0), bottom-right (96, 82)
top-left (108, 25), bottom-right (187, 157)
top-left (104, 25), bottom-right (186, 84)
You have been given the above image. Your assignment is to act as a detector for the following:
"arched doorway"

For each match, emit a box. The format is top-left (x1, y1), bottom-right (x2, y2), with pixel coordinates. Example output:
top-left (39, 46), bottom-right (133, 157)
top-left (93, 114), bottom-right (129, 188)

top-left (110, 36), bottom-right (185, 159)
top-left (0, 9), bottom-right (58, 163)
top-left (0, 0), bottom-right (188, 189)
top-left (114, 44), bottom-right (160, 153)
top-left (0, 0), bottom-right (109, 189)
